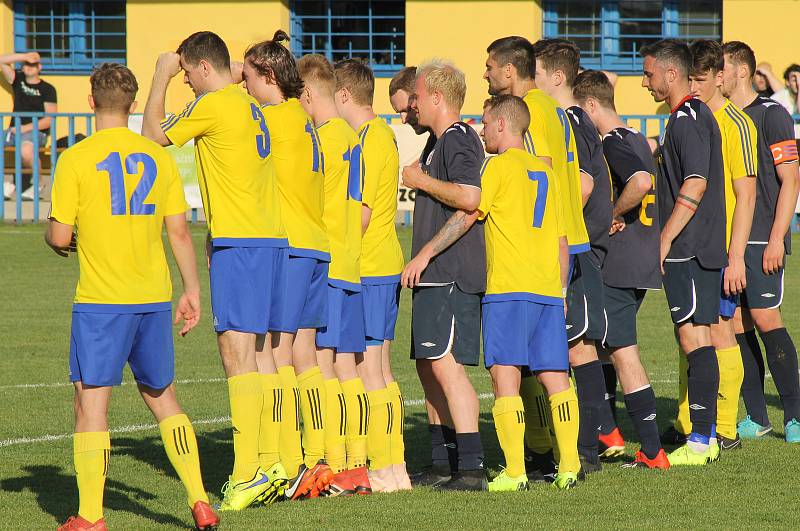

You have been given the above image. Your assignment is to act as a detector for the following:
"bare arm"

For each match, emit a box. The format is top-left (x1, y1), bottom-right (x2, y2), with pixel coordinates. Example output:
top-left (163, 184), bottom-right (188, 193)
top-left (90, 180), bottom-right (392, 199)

top-left (142, 52), bottom-right (182, 146)
top-left (361, 204), bottom-right (372, 235)
top-left (401, 209), bottom-right (479, 288)
top-left (659, 177), bottom-right (707, 272)
top-left (558, 236), bottom-right (569, 291)
top-left (45, 219), bottom-right (76, 257)
top-left (612, 171), bottom-right (651, 218)
top-left (19, 101), bottom-right (56, 134)
top-left (0, 52), bottom-right (38, 84)
top-left (724, 176), bottom-right (756, 295)
top-left (402, 164), bottom-right (480, 211)
top-left (757, 63), bottom-right (783, 94)
top-left (231, 61), bottom-right (243, 84)
top-left (764, 161), bottom-right (800, 273)
top-left (164, 213), bottom-right (201, 336)
top-left (579, 170), bottom-right (594, 206)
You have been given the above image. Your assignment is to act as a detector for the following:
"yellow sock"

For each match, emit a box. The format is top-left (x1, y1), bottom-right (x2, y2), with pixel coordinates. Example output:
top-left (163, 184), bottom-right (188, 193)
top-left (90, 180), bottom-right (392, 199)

top-left (675, 351), bottom-right (691, 435)
top-left (549, 387), bottom-right (580, 475)
top-left (159, 414), bottom-right (209, 508)
top-left (366, 388), bottom-right (392, 470)
top-left (341, 377), bottom-right (368, 469)
top-left (228, 372), bottom-right (263, 482)
top-left (277, 366), bottom-right (304, 477)
top-left (717, 345), bottom-right (744, 440)
top-left (258, 373), bottom-right (282, 470)
top-left (492, 396), bottom-right (526, 478)
top-left (74, 431), bottom-right (110, 523)
top-left (387, 381), bottom-right (405, 465)
top-left (298, 366), bottom-right (327, 467)
top-left (324, 378), bottom-right (347, 474)
top-left (520, 376), bottom-right (553, 454)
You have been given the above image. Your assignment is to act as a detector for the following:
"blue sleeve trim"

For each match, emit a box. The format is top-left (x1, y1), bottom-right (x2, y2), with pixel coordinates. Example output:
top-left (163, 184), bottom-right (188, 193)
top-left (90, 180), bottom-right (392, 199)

top-left (212, 237), bottom-right (289, 248)
top-left (73, 302), bottom-right (171, 314)
top-left (482, 292), bottom-right (563, 306)
top-left (288, 247), bottom-right (331, 261)
top-left (328, 278), bottom-right (363, 292)
top-left (568, 242), bottom-right (591, 254)
top-left (361, 274), bottom-right (401, 285)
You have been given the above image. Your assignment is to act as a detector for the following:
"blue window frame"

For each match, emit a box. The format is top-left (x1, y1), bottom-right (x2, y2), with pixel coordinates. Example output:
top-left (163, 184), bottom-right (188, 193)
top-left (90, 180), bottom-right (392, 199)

top-left (543, 1), bottom-right (722, 73)
top-left (14, 1), bottom-right (126, 74)
top-left (290, 0), bottom-right (404, 75)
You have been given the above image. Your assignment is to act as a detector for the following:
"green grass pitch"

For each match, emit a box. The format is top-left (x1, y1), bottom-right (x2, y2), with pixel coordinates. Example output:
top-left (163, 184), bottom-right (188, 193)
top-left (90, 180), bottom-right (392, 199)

top-left (1, 224), bottom-right (799, 529)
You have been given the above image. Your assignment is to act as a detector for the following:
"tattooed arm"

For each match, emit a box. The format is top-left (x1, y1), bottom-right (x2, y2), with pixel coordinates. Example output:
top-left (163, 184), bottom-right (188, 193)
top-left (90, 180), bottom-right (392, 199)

top-left (401, 209), bottom-right (480, 288)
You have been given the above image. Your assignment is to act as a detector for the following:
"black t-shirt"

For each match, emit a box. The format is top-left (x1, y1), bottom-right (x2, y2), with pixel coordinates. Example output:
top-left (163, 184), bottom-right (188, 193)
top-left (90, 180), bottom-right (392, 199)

top-left (743, 95), bottom-right (796, 254)
top-left (411, 122), bottom-right (486, 294)
top-left (567, 106), bottom-right (612, 265)
top-left (10, 72), bottom-right (57, 132)
top-left (657, 96), bottom-right (727, 269)
top-left (602, 127), bottom-right (661, 289)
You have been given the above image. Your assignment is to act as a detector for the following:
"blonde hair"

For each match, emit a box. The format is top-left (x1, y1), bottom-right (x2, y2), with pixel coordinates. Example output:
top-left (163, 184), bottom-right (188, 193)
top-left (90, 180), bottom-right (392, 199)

top-left (334, 59), bottom-right (374, 106)
top-left (417, 60), bottom-right (466, 111)
top-left (297, 54), bottom-right (336, 97)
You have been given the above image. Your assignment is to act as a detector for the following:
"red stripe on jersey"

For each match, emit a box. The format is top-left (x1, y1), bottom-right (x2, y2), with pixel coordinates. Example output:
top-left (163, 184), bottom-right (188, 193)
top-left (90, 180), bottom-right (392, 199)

top-left (770, 139), bottom-right (799, 164)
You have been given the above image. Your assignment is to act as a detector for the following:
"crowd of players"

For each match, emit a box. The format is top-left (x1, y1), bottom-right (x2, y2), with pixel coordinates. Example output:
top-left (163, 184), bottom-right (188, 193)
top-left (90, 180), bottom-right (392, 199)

top-left (43, 29), bottom-right (800, 531)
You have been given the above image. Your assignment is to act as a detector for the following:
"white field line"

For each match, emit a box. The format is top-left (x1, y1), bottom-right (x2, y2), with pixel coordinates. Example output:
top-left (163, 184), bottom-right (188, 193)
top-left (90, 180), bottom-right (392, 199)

top-left (0, 376), bottom-right (226, 390)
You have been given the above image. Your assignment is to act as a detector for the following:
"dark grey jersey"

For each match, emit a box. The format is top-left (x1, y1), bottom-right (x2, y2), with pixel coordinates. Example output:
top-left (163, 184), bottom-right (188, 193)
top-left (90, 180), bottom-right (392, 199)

top-left (602, 127), bottom-right (661, 289)
top-left (743, 95), bottom-right (798, 254)
top-left (657, 96), bottom-right (727, 269)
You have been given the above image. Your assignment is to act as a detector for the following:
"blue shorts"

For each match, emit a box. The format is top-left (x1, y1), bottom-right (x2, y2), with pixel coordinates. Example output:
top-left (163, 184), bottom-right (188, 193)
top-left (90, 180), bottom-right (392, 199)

top-left (482, 300), bottom-right (569, 371)
top-left (69, 309), bottom-right (174, 389)
top-left (719, 268), bottom-right (740, 319)
top-left (271, 256), bottom-right (329, 333)
top-left (316, 285), bottom-right (366, 353)
top-left (362, 277), bottom-right (401, 345)
top-left (3, 127), bottom-right (48, 147)
top-left (210, 246), bottom-right (288, 334)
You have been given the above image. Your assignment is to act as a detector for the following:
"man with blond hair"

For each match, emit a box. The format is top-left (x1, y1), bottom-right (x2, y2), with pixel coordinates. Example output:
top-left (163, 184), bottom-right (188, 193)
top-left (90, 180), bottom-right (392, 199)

top-left (401, 61), bottom-right (487, 491)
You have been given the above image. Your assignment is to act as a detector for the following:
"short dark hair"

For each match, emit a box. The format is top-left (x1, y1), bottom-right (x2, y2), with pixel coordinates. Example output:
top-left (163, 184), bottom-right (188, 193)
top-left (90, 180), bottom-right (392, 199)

top-left (689, 39), bottom-right (724, 76)
top-left (640, 38), bottom-right (692, 77)
top-left (176, 31), bottom-right (230, 72)
top-left (483, 94), bottom-right (531, 136)
top-left (783, 63), bottom-right (800, 81)
top-left (90, 62), bottom-right (138, 113)
top-left (486, 36), bottom-right (536, 80)
top-left (533, 38), bottom-right (581, 86)
top-left (389, 66), bottom-right (417, 97)
top-left (245, 29), bottom-right (304, 99)
top-left (297, 54), bottom-right (336, 97)
top-left (722, 41), bottom-right (757, 79)
top-left (573, 70), bottom-right (616, 111)
top-left (334, 59), bottom-right (375, 106)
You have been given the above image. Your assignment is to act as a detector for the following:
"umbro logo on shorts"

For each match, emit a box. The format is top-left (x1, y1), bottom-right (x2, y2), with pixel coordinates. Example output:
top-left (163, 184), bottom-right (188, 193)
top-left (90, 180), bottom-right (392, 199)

top-left (761, 293), bottom-right (776, 298)
top-left (643, 413), bottom-right (657, 421)
top-left (565, 324), bottom-right (573, 329)
top-left (670, 306), bottom-right (681, 312)
top-left (421, 342), bottom-right (436, 347)
top-left (689, 404), bottom-right (706, 411)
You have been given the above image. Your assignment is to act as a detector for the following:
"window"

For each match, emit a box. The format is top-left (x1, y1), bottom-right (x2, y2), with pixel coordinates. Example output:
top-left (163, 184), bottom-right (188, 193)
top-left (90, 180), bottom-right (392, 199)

top-left (290, 0), bottom-right (404, 75)
top-left (543, 0), bottom-right (721, 72)
top-left (14, 1), bottom-right (126, 74)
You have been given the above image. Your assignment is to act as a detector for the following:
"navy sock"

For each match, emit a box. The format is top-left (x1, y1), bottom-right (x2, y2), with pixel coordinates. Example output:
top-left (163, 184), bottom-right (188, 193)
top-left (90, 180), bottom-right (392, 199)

top-left (600, 361), bottom-right (619, 433)
top-left (738, 330), bottom-right (769, 425)
top-left (456, 432), bottom-right (484, 471)
top-left (686, 346), bottom-right (719, 437)
top-left (442, 425), bottom-right (459, 472)
top-left (429, 424), bottom-right (449, 469)
top-left (624, 386), bottom-right (662, 459)
top-left (762, 328), bottom-right (800, 424)
top-left (573, 360), bottom-right (604, 464)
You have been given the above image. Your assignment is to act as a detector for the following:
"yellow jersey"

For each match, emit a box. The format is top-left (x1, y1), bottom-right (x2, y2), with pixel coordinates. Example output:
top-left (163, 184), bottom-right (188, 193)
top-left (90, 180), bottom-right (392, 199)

top-left (50, 127), bottom-right (187, 309)
top-left (713, 99), bottom-right (758, 248)
top-left (161, 84), bottom-right (286, 247)
top-left (318, 117), bottom-right (363, 289)
top-left (262, 98), bottom-right (329, 259)
top-left (523, 88), bottom-right (589, 254)
top-left (478, 148), bottom-right (566, 304)
top-left (359, 117), bottom-right (404, 280)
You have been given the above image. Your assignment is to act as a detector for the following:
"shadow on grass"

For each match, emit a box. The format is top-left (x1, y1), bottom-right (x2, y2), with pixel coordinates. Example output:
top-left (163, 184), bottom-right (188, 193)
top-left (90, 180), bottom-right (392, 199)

top-left (0, 464), bottom-right (186, 528)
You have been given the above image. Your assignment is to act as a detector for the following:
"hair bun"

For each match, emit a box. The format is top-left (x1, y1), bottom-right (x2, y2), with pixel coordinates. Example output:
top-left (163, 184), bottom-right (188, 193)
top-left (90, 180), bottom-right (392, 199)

top-left (273, 29), bottom-right (289, 43)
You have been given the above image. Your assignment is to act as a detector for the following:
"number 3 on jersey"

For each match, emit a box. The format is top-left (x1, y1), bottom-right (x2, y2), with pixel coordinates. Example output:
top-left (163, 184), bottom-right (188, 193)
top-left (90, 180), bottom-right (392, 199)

top-left (527, 170), bottom-right (548, 228)
top-left (250, 103), bottom-right (271, 159)
top-left (96, 152), bottom-right (157, 216)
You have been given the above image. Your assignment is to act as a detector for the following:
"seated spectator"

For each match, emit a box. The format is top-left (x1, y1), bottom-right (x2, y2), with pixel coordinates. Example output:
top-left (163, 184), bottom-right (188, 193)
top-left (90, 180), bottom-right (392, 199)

top-left (0, 51), bottom-right (58, 199)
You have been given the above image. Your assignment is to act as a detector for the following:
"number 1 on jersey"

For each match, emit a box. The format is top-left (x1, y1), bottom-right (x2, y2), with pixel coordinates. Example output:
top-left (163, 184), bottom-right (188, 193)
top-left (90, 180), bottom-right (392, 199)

top-left (528, 170), bottom-right (548, 228)
top-left (96, 151), bottom-right (157, 216)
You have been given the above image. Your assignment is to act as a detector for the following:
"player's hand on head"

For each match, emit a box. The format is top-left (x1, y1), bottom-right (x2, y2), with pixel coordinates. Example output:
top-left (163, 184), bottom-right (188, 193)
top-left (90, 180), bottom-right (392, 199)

top-left (156, 52), bottom-right (182, 78)
top-left (763, 240), bottom-right (784, 275)
top-left (230, 61), bottom-right (244, 84)
top-left (401, 253), bottom-right (430, 289)
top-left (175, 291), bottom-right (201, 336)
top-left (723, 256), bottom-right (746, 296)
top-left (24, 52), bottom-right (40, 63)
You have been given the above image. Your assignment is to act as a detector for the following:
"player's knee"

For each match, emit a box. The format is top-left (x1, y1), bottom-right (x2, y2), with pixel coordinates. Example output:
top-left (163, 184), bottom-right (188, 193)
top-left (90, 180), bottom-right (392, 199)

top-left (710, 320), bottom-right (737, 349)
top-left (751, 309), bottom-right (783, 333)
top-left (20, 142), bottom-right (35, 165)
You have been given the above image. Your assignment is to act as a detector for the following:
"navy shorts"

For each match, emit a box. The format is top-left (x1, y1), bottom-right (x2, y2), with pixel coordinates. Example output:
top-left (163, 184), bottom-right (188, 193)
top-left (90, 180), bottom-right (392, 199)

top-left (741, 243), bottom-right (785, 310)
top-left (210, 246), bottom-right (288, 334)
top-left (482, 300), bottom-right (569, 371)
top-left (362, 276), bottom-right (401, 346)
top-left (662, 258), bottom-right (721, 325)
top-left (316, 285), bottom-right (366, 353)
top-left (271, 256), bottom-right (329, 333)
top-left (603, 285), bottom-right (647, 349)
top-left (70, 307), bottom-right (174, 389)
top-left (566, 252), bottom-right (607, 343)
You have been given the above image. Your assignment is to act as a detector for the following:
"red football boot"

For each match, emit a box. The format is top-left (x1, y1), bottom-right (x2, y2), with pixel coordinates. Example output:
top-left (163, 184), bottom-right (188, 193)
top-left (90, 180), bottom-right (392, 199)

top-left (598, 427), bottom-right (626, 458)
top-left (191, 501), bottom-right (220, 530)
top-left (324, 470), bottom-right (357, 497)
top-left (58, 516), bottom-right (107, 531)
top-left (346, 465), bottom-right (372, 495)
top-left (621, 449), bottom-right (671, 469)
